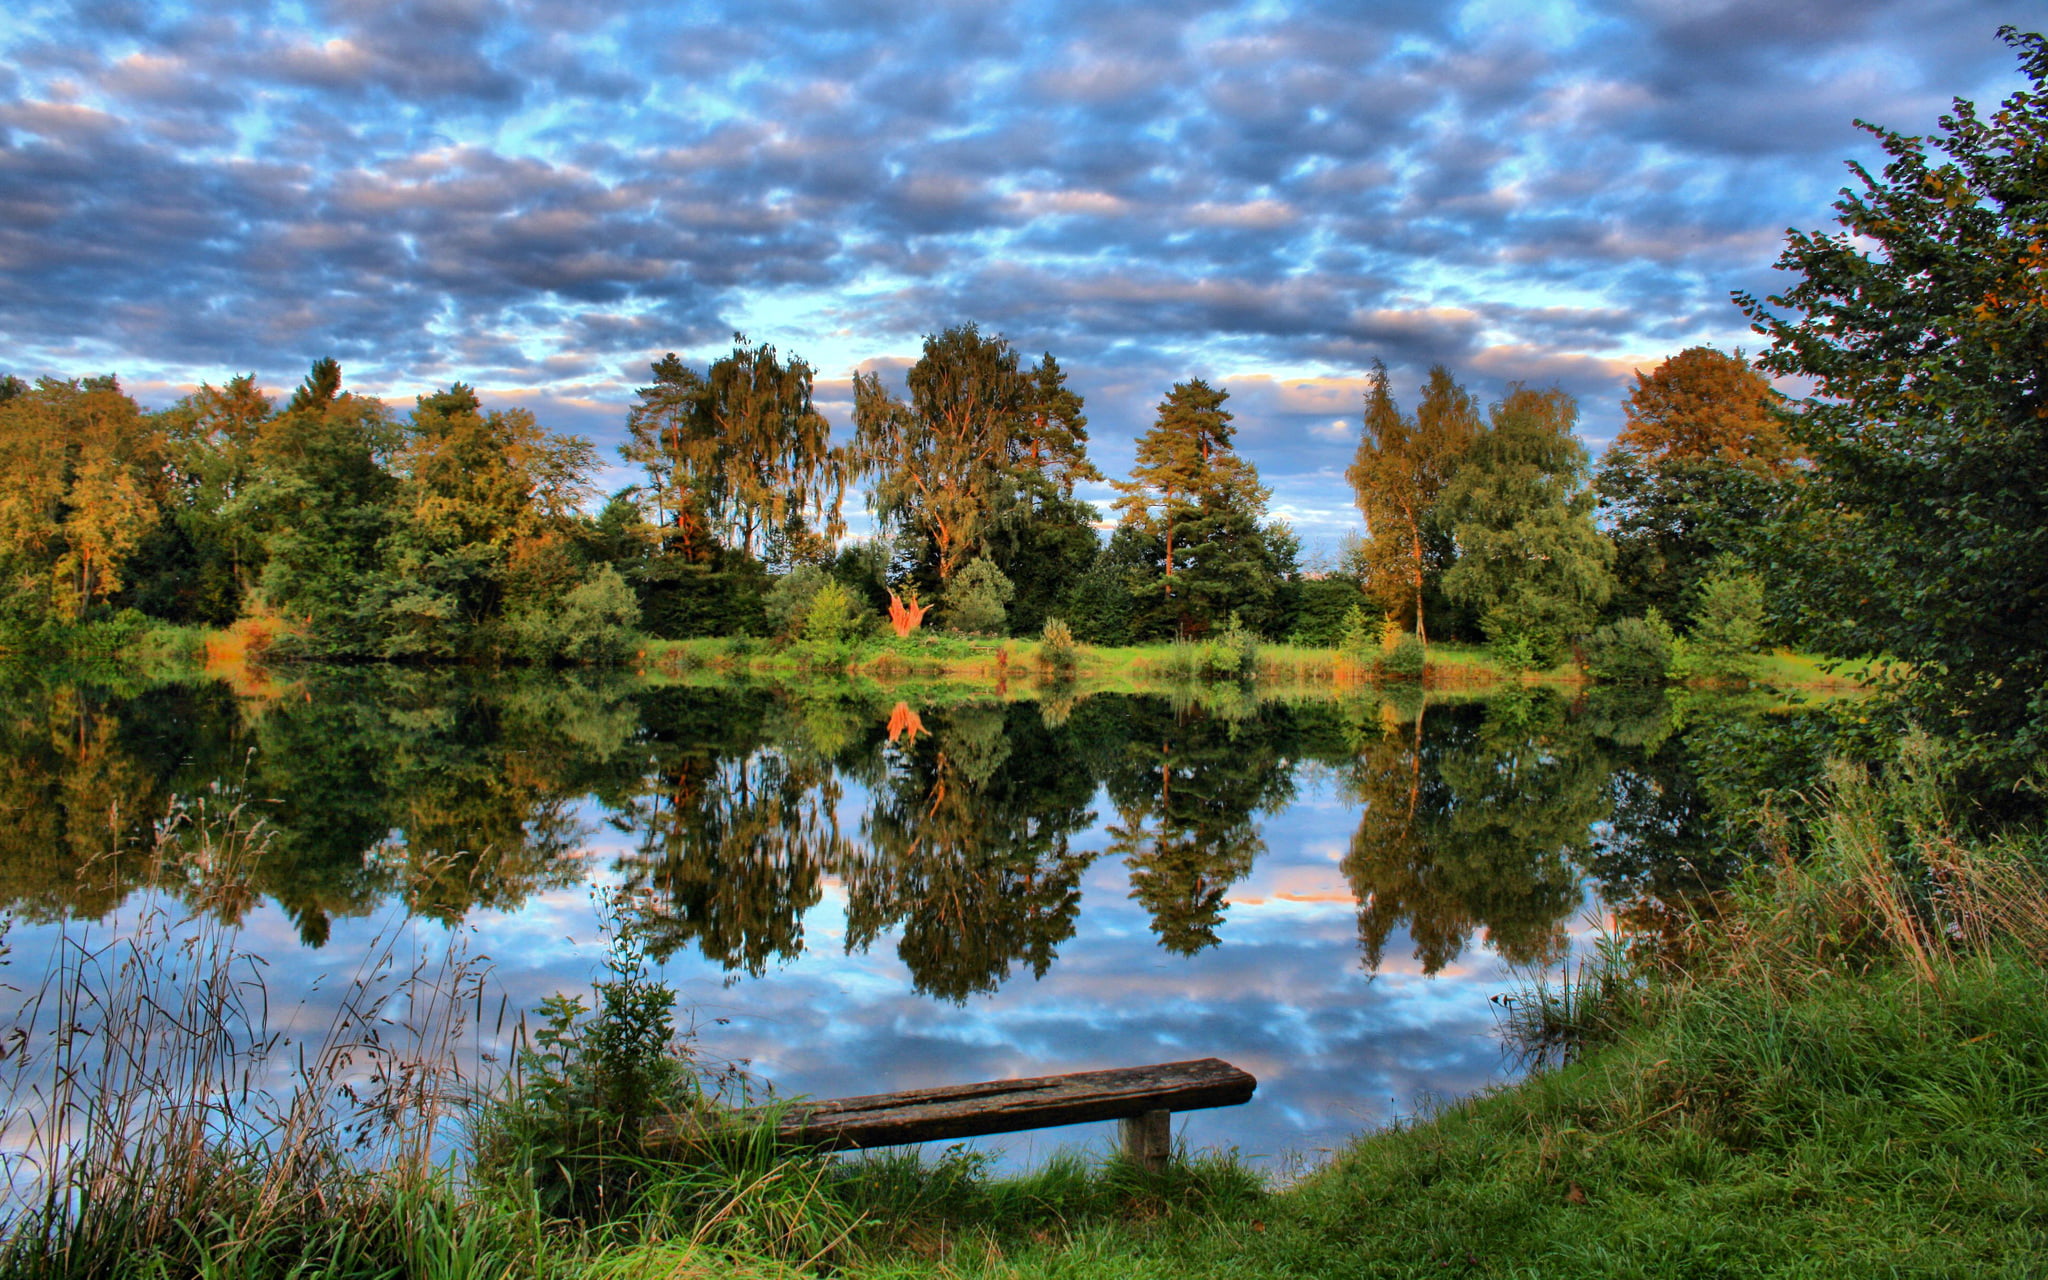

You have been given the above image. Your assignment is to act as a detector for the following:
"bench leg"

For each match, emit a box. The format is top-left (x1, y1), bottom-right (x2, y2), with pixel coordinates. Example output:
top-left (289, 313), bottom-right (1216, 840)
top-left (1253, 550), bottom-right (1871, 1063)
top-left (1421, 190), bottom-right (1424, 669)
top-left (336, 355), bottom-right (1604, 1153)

top-left (1120, 1109), bottom-right (1171, 1171)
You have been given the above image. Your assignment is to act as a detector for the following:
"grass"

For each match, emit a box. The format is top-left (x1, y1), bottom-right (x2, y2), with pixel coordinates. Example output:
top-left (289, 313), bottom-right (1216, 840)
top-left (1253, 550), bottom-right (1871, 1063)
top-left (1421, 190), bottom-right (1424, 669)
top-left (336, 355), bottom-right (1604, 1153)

top-left (824, 731), bottom-right (2048, 1278)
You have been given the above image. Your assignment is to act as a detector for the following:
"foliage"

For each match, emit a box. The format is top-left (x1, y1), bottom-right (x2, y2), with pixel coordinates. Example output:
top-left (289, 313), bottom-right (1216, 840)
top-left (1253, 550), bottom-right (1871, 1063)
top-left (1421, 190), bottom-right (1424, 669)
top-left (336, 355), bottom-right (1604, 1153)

top-left (1737, 26), bottom-right (2048, 772)
top-left (1038, 616), bottom-right (1078, 674)
top-left (502, 564), bottom-right (642, 664)
top-left (623, 335), bottom-right (846, 566)
top-left (1111, 379), bottom-right (1281, 638)
top-left (1347, 362), bottom-right (1479, 644)
top-left (1060, 547), bottom-right (1137, 647)
top-left (1336, 603), bottom-right (1377, 661)
top-left (0, 376), bottom-right (165, 625)
top-left (798, 579), bottom-right (867, 660)
top-left (1584, 610), bottom-right (1677, 685)
top-left (1685, 562), bottom-right (1767, 681)
top-left (1614, 345), bottom-right (1799, 470)
top-left (763, 564), bottom-right (833, 641)
top-left (1377, 630), bottom-right (1426, 680)
top-left (475, 907), bottom-right (693, 1221)
top-left (1438, 386), bottom-right (1615, 666)
top-left (1595, 449), bottom-right (1792, 626)
top-left (854, 325), bottom-right (1098, 587)
top-left (1284, 577), bottom-right (1365, 647)
top-left (941, 556), bottom-right (1015, 635)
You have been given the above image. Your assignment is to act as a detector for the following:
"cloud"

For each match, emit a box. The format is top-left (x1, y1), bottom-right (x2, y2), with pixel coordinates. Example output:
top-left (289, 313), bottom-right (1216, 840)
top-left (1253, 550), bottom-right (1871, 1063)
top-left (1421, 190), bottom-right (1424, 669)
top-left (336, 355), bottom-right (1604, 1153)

top-left (1, 0), bottom-right (2039, 539)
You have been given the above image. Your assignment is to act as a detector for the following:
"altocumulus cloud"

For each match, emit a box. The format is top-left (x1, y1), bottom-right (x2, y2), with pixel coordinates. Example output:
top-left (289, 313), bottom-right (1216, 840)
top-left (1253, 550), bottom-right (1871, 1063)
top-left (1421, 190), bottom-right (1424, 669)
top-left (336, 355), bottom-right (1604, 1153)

top-left (0, 0), bottom-right (2035, 540)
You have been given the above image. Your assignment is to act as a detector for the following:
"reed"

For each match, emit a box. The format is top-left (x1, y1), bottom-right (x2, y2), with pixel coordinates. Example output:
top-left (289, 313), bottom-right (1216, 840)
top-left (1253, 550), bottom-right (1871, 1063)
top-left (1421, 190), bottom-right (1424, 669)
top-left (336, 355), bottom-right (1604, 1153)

top-left (0, 793), bottom-right (490, 1278)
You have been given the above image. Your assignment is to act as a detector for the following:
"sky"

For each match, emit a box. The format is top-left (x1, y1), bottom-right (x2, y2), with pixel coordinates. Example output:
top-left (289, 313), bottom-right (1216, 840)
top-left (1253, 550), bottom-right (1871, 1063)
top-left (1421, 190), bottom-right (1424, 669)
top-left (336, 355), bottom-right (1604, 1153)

top-left (0, 0), bottom-right (2037, 550)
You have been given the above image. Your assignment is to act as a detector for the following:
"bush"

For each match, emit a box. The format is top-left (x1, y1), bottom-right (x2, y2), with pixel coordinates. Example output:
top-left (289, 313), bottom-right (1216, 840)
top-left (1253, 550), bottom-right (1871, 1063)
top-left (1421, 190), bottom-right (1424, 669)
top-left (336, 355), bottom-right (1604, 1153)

top-left (1063, 565), bottom-right (1134, 646)
top-left (1199, 612), bottom-right (1258, 681)
top-left (1490, 632), bottom-right (1537, 673)
top-left (942, 557), bottom-right (1014, 635)
top-left (1287, 579), bottom-right (1365, 647)
top-left (1378, 630), bottom-right (1426, 680)
top-left (1038, 617), bottom-right (1078, 674)
top-left (798, 579), bottom-right (866, 658)
top-left (474, 912), bottom-right (696, 1222)
top-left (1689, 564), bottom-right (1766, 680)
top-left (500, 566), bottom-right (642, 664)
top-left (1584, 610), bottom-right (1676, 685)
top-left (764, 565), bottom-right (832, 641)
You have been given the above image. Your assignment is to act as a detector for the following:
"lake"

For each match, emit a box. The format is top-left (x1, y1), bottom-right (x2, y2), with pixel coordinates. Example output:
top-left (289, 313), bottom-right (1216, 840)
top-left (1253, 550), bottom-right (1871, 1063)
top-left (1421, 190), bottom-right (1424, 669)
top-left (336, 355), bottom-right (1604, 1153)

top-left (0, 667), bottom-right (1762, 1174)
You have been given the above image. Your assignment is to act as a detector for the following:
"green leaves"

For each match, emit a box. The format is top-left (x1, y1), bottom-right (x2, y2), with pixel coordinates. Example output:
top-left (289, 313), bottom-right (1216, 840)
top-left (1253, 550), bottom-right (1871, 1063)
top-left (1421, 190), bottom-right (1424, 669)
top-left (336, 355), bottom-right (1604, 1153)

top-left (1738, 26), bottom-right (2048, 771)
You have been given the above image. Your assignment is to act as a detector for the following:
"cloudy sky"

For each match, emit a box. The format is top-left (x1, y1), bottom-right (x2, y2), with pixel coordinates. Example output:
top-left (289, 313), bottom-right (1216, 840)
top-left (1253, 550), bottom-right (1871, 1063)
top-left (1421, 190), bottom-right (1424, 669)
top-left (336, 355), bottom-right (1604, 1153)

top-left (1, 1), bottom-right (2035, 548)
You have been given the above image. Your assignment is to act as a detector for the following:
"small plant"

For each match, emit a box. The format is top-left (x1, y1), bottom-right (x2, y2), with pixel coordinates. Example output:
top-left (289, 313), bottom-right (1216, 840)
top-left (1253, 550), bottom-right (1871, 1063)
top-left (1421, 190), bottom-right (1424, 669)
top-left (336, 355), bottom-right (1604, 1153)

top-left (1488, 632), bottom-right (1536, 673)
top-left (1584, 609), bottom-right (1676, 684)
top-left (1039, 616), bottom-right (1079, 674)
top-left (1376, 630), bottom-right (1425, 680)
top-left (942, 558), bottom-right (1014, 635)
top-left (1196, 612), bottom-right (1258, 682)
top-left (474, 899), bottom-right (698, 1222)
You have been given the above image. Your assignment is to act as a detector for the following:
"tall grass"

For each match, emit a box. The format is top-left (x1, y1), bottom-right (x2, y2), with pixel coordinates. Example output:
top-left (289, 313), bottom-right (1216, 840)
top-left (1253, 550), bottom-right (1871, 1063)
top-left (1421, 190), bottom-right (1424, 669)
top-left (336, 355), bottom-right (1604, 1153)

top-left (0, 794), bottom-right (491, 1278)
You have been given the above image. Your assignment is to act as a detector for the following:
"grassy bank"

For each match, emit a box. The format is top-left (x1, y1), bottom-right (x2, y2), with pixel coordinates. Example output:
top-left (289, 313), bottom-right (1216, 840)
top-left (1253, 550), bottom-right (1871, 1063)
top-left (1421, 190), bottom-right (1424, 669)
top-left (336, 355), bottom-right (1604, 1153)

top-left (4, 732), bottom-right (2037, 1277)
top-left (637, 633), bottom-right (1859, 700)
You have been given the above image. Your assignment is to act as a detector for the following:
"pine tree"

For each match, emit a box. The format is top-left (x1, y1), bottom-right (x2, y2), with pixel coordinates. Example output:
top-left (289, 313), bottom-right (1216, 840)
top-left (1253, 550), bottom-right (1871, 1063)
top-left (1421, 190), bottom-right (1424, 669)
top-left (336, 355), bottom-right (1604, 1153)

top-left (1112, 379), bottom-right (1275, 637)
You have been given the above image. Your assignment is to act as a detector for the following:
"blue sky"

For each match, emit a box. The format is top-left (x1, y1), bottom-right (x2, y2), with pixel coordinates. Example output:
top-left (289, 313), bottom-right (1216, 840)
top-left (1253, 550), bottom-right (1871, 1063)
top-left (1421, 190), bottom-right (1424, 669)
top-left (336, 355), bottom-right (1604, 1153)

top-left (0, 0), bottom-right (2035, 549)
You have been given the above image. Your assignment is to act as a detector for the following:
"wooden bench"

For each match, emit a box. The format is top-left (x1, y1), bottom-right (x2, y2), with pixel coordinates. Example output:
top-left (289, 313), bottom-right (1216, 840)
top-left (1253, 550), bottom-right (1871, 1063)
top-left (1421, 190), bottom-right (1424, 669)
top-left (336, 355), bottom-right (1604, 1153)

top-left (649, 1057), bottom-right (1257, 1171)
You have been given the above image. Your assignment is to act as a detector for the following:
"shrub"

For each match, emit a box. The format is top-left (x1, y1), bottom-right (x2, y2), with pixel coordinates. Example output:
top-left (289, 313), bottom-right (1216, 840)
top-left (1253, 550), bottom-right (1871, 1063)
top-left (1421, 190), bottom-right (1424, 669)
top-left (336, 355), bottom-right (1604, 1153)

top-left (1490, 632), bottom-right (1537, 673)
top-left (1198, 612), bottom-right (1258, 681)
top-left (1378, 630), bottom-right (1426, 680)
top-left (1038, 617), bottom-right (1078, 674)
top-left (763, 565), bottom-right (832, 641)
top-left (1062, 565), bottom-right (1135, 646)
top-left (1689, 564), bottom-right (1766, 680)
top-left (500, 566), bottom-right (641, 664)
top-left (942, 558), bottom-right (1014, 635)
top-left (1585, 610), bottom-right (1676, 684)
top-left (1337, 604), bottom-right (1376, 659)
top-left (474, 910), bottom-right (697, 1222)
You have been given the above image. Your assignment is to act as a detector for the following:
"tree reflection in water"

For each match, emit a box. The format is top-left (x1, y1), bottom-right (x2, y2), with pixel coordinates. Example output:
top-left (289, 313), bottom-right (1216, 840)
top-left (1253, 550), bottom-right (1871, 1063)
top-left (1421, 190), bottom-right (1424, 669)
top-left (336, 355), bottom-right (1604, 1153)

top-left (0, 667), bottom-right (1784, 989)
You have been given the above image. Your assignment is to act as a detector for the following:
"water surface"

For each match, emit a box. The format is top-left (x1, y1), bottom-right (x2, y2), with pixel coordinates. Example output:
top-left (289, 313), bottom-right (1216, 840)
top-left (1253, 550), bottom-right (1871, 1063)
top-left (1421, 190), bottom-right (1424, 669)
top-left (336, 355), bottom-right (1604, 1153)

top-left (0, 669), bottom-right (1755, 1170)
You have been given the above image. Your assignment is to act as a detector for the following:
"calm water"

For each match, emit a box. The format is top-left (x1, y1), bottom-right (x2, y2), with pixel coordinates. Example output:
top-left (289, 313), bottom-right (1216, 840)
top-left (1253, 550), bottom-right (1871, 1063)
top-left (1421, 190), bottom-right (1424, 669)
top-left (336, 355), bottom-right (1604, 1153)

top-left (0, 668), bottom-right (1758, 1171)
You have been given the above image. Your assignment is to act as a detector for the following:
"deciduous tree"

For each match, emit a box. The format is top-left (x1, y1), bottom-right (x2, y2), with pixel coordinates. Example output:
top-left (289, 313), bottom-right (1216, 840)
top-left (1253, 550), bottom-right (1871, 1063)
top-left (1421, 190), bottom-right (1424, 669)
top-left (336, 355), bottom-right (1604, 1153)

top-left (1347, 362), bottom-right (1479, 645)
top-left (1737, 25), bottom-right (2048, 765)
top-left (1438, 386), bottom-right (1615, 664)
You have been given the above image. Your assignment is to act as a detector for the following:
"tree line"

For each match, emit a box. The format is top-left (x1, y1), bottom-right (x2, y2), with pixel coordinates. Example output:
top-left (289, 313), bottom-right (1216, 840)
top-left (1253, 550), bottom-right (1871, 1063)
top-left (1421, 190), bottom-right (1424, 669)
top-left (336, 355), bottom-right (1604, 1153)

top-left (0, 328), bottom-right (1788, 667)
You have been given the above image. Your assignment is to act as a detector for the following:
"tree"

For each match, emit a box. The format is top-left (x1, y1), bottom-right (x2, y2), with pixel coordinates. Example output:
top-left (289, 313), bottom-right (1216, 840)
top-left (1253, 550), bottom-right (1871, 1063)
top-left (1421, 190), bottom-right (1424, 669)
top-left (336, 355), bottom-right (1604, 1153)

top-left (118, 375), bottom-right (280, 625)
top-left (1022, 353), bottom-right (1102, 499)
top-left (1736, 26), bottom-right (2048, 764)
top-left (242, 359), bottom-right (400, 643)
top-left (854, 324), bottom-right (1030, 584)
top-left (941, 557), bottom-right (1014, 635)
top-left (1596, 347), bottom-right (1802, 626)
top-left (1347, 363), bottom-right (1479, 645)
top-left (623, 337), bottom-right (846, 567)
top-left (374, 383), bottom-right (599, 658)
top-left (854, 325), bottom-right (1100, 594)
top-left (1112, 379), bottom-right (1276, 637)
top-left (0, 376), bottom-right (165, 624)
top-left (1438, 386), bottom-right (1615, 665)
top-left (1613, 347), bottom-right (1798, 472)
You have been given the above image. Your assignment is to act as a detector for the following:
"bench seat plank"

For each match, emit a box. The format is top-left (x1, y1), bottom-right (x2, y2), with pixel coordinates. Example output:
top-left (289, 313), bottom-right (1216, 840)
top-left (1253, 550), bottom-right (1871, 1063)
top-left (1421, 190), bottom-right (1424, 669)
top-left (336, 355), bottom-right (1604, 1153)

top-left (648, 1057), bottom-right (1256, 1154)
